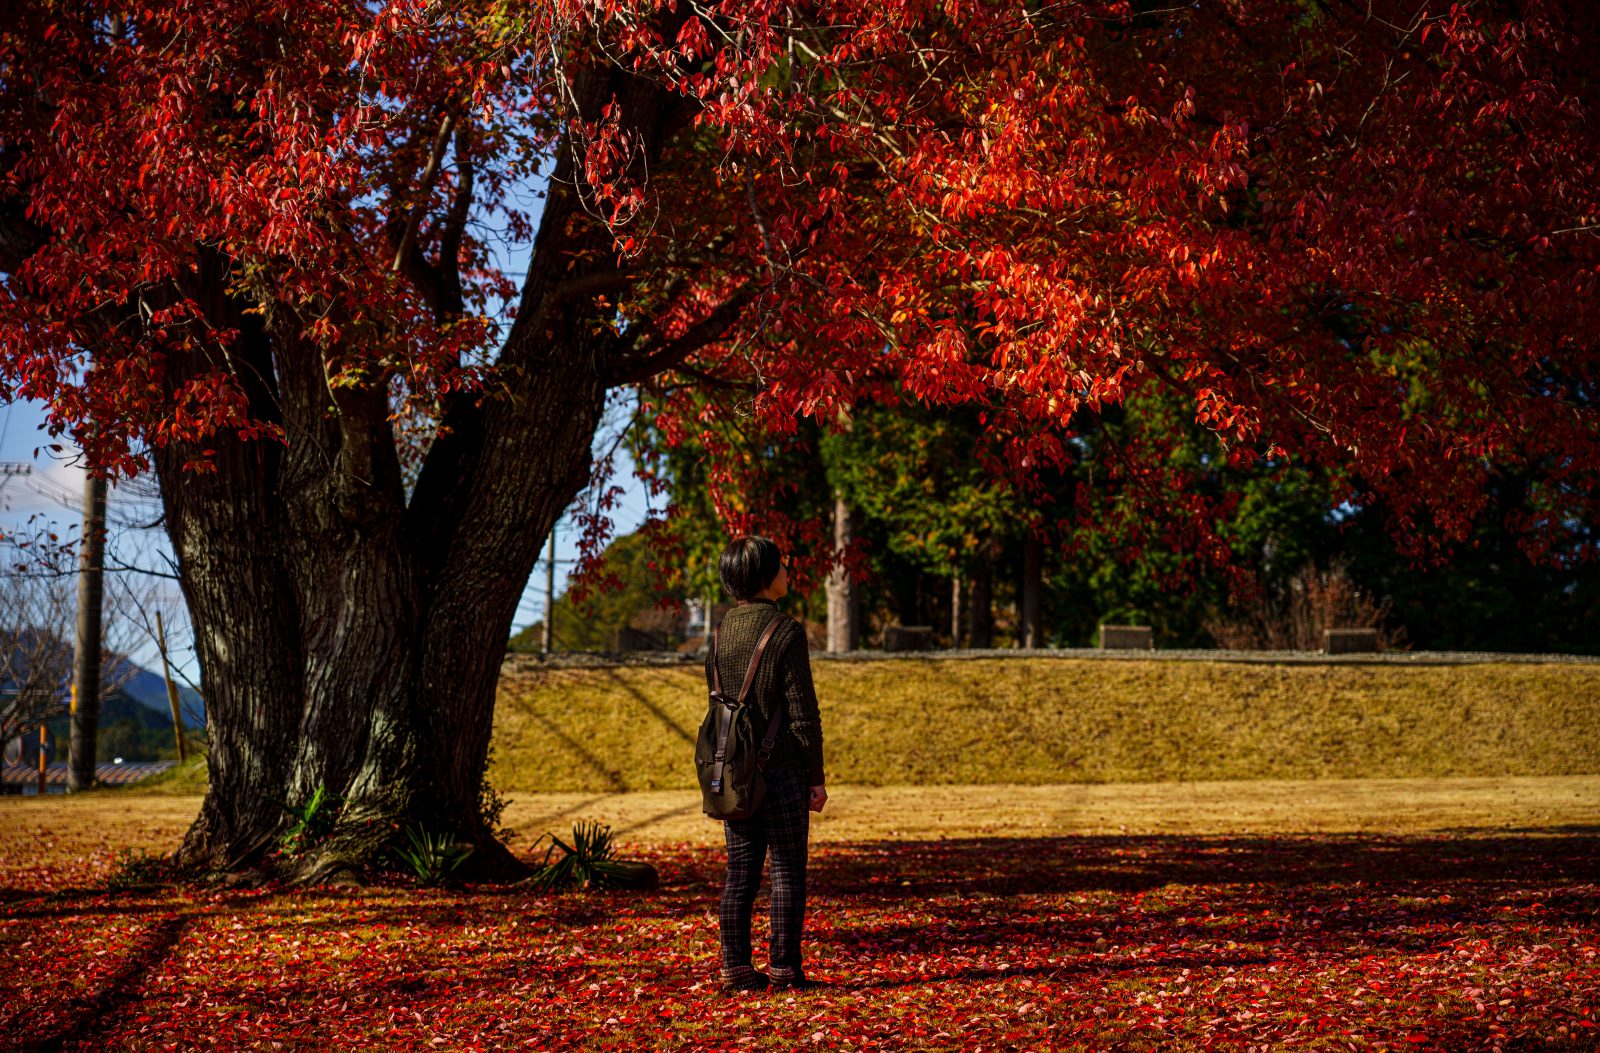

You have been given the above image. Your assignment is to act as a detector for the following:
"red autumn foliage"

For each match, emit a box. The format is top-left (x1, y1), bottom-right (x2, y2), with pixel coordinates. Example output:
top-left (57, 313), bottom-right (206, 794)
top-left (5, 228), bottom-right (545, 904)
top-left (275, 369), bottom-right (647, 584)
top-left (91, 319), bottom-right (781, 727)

top-left (629, 0), bottom-right (1600, 575)
top-left (4, 2), bottom-right (1597, 574)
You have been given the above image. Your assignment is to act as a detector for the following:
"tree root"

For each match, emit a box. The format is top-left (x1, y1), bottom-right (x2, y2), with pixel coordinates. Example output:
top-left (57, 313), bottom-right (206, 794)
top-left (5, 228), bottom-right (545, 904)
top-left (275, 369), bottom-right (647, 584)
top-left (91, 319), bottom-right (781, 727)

top-left (287, 816), bottom-right (532, 887)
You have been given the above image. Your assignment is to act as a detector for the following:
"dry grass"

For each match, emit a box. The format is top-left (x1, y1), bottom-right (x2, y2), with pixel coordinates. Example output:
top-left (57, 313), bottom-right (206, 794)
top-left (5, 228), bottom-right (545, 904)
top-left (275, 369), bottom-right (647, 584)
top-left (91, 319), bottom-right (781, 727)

top-left (0, 794), bottom-right (200, 885)
top-left (489, 657), bottom-right (1600, 793)
top-left (5, 775), bottom-right (1595, 869)
top-left (495, 775), bottom-right (1600, 847)
top-left (132, 754), bottom-right (209, 795)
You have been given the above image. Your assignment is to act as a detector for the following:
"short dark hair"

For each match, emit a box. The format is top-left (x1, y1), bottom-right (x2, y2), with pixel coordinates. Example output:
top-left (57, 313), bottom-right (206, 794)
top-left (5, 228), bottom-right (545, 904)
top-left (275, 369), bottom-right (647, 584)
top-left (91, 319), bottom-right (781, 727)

top-left (718, 536), bottom-right (782, 601)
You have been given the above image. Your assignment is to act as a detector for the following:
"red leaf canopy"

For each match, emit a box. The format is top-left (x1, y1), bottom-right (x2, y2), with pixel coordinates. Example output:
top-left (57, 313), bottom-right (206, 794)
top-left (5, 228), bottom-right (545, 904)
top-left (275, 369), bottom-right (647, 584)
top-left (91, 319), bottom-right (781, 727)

top-left (2, 1), bottom-right (1596, 565)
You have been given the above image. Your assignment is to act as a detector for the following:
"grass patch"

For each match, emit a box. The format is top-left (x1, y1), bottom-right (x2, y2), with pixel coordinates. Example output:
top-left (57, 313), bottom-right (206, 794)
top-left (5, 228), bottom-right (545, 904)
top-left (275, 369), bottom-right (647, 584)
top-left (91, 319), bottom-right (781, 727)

top-left (129, 753), bottom-right (210, 795)
top-left (79, 658), bottom-right (1600, 797)
top-left (12, 776), bottom-right (1596, 878)
top-left (497, 775), bottom-right (1600, 846)
top-left (490, 657), bottom-right (1600, 792)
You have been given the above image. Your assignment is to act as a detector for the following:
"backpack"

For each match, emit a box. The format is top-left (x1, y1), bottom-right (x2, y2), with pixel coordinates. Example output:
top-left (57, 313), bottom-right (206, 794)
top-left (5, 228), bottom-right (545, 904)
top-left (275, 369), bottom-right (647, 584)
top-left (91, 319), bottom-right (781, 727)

top-left (695, 615), bottom-right (786, 821)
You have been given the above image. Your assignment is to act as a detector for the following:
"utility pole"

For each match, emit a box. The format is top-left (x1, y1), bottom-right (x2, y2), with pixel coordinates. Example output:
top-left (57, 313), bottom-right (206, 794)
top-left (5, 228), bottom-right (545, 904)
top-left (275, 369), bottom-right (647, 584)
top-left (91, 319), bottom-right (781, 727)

top-left (155, 612), bottom-right (187, 762)
top-left (67, 470), bottom-right (107, 793)
top-left (827, 496), bottom-right (860, 652)
top-left (541, 526), bottom-right (555, 655)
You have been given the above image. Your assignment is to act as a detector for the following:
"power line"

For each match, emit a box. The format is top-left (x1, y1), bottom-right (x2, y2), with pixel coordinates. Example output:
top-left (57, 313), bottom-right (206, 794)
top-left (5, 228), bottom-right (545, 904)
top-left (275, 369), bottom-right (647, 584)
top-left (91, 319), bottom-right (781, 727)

top-left (0, 463), bottom-right (33, 507)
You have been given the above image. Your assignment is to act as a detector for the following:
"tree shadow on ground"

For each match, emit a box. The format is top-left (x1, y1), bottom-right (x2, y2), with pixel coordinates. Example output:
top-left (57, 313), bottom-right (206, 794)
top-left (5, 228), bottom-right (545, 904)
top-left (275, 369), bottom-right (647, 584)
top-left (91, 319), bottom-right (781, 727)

top-left (790, 830), bottom-right (1600, 988)
top-left (19, 911), bottom-right (193, 1053)
top-left (3, 831), bottom-right (1593, 1049)
top-left (599, 666), bottom-right (698, 747)
top-left (806, 830), bottom-right (1600, 899)
top-left (526, 712), bottom-right (630, 792)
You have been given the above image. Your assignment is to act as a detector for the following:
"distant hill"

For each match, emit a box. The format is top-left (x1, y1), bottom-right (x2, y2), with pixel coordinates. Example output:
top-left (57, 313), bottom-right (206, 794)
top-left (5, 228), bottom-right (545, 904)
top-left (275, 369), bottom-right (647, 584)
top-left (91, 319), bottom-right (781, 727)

top-left (6, 634), bottom-right (206, 730)
top-left (117, 665), bottom-right (205, 729)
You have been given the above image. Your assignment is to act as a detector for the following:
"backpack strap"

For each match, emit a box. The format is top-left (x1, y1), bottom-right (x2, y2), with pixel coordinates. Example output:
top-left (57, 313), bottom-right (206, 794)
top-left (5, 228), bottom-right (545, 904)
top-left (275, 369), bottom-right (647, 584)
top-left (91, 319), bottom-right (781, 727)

top-left (736, 617), bottom-right (783, 705)
top-left (752, 619), bottom-right (789, 769)
top-left (709, 615), bottom-right (786, 795)
top-left (710, 625), bottom-right (722, 696)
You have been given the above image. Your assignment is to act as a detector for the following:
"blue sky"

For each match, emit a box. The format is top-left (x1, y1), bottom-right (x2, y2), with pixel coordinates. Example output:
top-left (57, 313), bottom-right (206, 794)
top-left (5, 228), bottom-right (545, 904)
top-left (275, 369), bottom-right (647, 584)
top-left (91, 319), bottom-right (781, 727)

top-left (0, 385), bottom-right (654, 687)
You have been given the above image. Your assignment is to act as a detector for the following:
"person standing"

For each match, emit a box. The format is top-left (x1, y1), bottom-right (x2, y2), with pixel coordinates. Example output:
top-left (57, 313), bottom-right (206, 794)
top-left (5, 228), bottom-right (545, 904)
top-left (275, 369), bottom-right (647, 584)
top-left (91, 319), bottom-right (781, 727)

top-left (709, 536), bottom-right (828, 993)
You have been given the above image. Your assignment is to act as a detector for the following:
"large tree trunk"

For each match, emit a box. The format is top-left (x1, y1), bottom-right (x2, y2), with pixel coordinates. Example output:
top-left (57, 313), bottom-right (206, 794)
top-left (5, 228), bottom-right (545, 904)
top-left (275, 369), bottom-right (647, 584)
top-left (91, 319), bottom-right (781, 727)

top-left (967, 546), bottom-right (994, 649)
top-left (1019, 534), bottom-right (1043, 649)
top-left (154, 57), bottom-right (696, 883)
top-left (156, 249), bottom-right (610, 883)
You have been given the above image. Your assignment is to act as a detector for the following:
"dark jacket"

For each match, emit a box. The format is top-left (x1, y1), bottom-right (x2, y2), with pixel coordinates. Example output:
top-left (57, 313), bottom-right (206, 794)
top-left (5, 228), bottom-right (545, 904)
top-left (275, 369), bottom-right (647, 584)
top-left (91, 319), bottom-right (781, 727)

top-left (704, 598), bottom-right (826, 786)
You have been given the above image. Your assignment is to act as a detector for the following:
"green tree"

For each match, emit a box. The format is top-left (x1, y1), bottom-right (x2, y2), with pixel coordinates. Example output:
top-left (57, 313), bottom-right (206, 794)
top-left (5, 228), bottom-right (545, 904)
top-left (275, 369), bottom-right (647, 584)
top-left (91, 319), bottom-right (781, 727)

top-left (820, 402), bottom-right (1022, 580)
top-left (508, 529), bottom-right (687, 652)
top-left (630, 393), bottom-right (833, 626)
top-left (819, 399), bottom-right (1030, 643)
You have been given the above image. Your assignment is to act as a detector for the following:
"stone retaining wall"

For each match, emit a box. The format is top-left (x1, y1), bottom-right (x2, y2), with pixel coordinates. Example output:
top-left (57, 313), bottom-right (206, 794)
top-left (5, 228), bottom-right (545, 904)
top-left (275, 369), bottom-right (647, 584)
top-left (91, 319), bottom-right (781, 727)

top-left (503, 646), bottom-right (1600, 673)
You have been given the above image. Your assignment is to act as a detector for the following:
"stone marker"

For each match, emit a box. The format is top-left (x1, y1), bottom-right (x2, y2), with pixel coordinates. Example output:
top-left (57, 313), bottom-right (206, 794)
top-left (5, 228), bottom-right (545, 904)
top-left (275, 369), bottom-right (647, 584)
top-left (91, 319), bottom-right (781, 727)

top-left (883, 625), bottom-right (936, 651)
top-left (1100, 625), bottom-right (1154, 650)
top-left (1323, 628), bottom-right (1380, 654)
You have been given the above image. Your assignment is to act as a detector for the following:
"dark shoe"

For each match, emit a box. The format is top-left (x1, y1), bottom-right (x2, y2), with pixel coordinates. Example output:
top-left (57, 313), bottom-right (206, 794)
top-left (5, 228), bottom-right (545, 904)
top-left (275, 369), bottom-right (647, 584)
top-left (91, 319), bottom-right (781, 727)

top-left (771, 973), bottom-right (825, 991)
top-left (720, 971), bottom-right (770, 993)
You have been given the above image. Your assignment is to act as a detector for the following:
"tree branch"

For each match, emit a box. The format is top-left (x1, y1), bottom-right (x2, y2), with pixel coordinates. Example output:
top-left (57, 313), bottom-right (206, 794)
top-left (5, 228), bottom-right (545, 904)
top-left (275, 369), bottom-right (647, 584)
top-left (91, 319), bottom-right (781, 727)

top-left (434, 121), bottom-right (474, 317)
top-left (608, 281), bottom-right (760, 387)
top-left (390, 112), bottom-right (456, 274)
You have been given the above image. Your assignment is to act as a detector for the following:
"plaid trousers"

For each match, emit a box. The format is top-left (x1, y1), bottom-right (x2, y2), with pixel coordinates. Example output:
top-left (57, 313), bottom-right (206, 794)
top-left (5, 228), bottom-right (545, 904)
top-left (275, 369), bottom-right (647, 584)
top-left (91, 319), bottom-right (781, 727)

top-left (719, 764), bottom-right (811, 982)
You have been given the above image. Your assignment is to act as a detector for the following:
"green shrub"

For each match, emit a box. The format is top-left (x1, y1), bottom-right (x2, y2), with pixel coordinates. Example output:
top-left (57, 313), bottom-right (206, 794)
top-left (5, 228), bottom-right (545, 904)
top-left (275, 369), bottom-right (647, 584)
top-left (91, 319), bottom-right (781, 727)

top-left (478, 747), bottom-right (513, 840)
top-left (396, 824), bottom-right (474, 886)
top-left (524, 820), bottom-right (637, 892)
top-left (278, 783), bottom-right (340, 856)
top-left (105, 847), bottom-right (173, 889)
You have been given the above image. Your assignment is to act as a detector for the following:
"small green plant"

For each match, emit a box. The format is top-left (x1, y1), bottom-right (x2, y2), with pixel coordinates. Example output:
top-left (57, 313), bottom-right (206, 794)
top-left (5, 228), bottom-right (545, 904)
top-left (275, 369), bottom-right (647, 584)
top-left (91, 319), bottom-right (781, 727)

top-left (105, 848), bottom-right (173, 889)
top-left (524, 820), bottom-right (635, 892)
top-left (478, 749), bottom-right (513, 840)
top-left (396, 824), bottom-right (474, 886)
top-left (278, 783), bottom-right (341, 856)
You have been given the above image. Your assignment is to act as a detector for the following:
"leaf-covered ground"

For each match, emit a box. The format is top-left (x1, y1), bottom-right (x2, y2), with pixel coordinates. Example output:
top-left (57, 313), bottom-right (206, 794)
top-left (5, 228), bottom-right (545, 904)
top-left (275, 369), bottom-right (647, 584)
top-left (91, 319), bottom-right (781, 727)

top-left (3, 831), bottom-right (1596, 1051)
